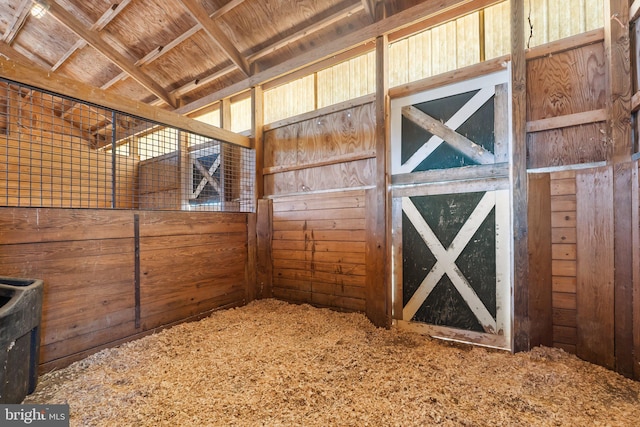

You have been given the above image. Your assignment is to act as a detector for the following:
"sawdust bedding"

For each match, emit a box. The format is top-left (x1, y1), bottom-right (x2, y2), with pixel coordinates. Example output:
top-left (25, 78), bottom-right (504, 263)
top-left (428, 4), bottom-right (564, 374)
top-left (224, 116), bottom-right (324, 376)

top-left (24, 299), bottom-right (640, 426)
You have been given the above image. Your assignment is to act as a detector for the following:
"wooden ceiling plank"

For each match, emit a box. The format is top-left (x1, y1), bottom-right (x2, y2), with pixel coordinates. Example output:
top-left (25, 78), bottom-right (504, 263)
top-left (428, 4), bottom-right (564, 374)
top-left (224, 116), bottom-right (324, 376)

top-left (176, 0), bottom-right (485, 115)
top-left (361, 0), bottom-right (376, 22)
top-left (210, 0), bottom-right (246, 20)
top-left (0, 41), bottom-right (43, 69)
top-left (249, 2), bottom-right (365, 62)
top-left (0, 56), bottom-right (250, 147)
top-left (137, 25), bottom-right (202, 67)
top-left (180, 0), bottom-right (251, 77)
top-left (51, 0), bottom-right (132, 72)
top-left (97, 0), bottom-right (247, 97)
top-left (46, 0), bottom-right (176, 107)
top-left (2, 0), bottom-right (31, 45)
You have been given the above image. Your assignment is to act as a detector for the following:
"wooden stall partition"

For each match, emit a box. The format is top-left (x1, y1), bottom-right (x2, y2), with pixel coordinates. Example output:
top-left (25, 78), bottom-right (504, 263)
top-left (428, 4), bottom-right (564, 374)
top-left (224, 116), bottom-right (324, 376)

top-left (138, 211), bottom-right (248, 330)
top-left (262, 98), bottom-right (376, 196)
top-left (0, 207), bottom-right (250, 371)
top-left (270, 189), bottom-right (367, 312)
top-left (0, 207), bottom-right (136, 371)
top-left (262, 97), bottom-right (376, 314)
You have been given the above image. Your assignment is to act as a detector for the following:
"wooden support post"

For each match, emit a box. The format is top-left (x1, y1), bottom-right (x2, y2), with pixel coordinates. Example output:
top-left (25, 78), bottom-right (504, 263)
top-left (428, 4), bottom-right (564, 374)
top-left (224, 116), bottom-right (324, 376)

top-left (256, 198), bottom-right (273, 299)
top-left (365, 35), bottom-right (390, 328)
top-left (179, 130), bottom-right (190, 210)
top-left (605, 0), bottom-right (634, 378)
top-left (511, 0), bottom-right (530, 352)
top-left (252, 86), bottom-right (264, 200)
top-left (527, 173), bottom-right (553, 348)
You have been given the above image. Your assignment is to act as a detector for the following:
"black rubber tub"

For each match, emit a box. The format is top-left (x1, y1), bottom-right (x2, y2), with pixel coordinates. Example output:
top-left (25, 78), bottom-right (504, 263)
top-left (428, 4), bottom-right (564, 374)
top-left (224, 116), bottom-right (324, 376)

top-left (0, 277), bottom-right (43, 404)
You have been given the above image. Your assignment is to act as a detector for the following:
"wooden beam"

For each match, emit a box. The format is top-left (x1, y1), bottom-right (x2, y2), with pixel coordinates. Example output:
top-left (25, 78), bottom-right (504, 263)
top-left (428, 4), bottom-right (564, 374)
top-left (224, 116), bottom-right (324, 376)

top-left (45, 0), bottom-right (177, 108)
top-left (180, 0), bottom-right (250, 77)
top-left (210, 0), bottom-right (246, 19)
top-left (51, 0), bottom-right (132, 72)
top-left (0, 56), bottom-right (249, 147)
top-left (526, 109), bottom-right (608, 133)
top-left (389, 0), bottom-right (501, 42)
top-left (175, 0), bottom-right (491, 115)
top-left (2, 0), bottom-right (31, 45)
top-left (511, 0), bottom-right (529, 353)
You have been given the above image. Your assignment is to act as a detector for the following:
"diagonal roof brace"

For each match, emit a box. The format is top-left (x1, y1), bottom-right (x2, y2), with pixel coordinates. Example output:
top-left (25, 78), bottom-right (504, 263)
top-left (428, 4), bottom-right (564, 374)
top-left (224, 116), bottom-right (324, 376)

top-left (45, 0), bottom-right (177, 108)
top-left (180, 0), bottom-right (251, 77)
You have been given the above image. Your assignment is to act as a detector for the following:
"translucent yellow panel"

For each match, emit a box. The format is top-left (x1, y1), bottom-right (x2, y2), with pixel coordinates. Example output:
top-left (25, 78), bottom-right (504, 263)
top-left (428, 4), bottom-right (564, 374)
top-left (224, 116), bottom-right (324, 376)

top-left (230, 97), bottom-right (252, 133)
top-left (264, 75), bottom-right (315, 124)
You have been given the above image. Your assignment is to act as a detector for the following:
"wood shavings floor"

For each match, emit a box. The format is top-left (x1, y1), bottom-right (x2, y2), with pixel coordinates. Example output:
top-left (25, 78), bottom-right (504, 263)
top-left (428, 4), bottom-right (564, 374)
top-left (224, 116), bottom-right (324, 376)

top-left (24, 299), bottom-right (640, 426)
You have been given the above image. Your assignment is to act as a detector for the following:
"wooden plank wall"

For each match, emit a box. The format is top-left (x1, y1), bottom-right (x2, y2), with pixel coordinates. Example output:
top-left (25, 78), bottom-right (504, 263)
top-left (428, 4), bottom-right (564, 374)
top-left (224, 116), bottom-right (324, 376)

top-left (271, 190), bottom-right (367, 312)
top-left (549, 171), bottom-right (578, 353)
top-left (138, 152), bottom-right (181, 209)
top-left (525, 21), bottom-right (639, 379)
top-left (526, 41), bottom-right (607, 169)
top-left (262, 100), bottom-right (376, 313)
top-left (0, 207), bottom-right (248, 371)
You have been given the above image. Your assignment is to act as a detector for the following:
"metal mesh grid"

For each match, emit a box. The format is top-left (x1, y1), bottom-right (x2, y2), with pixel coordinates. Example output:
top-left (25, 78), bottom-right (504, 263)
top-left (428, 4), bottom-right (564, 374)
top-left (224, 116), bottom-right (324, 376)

top-left (0, 79), bottom-right (255, 212)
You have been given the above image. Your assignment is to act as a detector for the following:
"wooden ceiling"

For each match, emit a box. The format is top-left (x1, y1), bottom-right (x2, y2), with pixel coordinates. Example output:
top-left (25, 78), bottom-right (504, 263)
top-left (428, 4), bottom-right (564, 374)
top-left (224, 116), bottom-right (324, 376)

top-left (0, 0), bottom-right (438, 117)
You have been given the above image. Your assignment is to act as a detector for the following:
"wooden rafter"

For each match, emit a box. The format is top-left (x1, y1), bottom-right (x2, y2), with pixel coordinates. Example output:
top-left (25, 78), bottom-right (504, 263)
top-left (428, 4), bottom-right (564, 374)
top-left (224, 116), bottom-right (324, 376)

top-left (148, 2), bottom-right (366, 106)
top-left (3, 0), bottom-right (31, 45)
top-left (46, 0), bottom-right (177, 108)
top-left (176, 0), bottom-right (497, 115)
top-left (102, 0), bottom-right (246, 93)
top-left (180, 0), bottom-right (250, 77)
top-left (51, 0), bottom-right (132, 72)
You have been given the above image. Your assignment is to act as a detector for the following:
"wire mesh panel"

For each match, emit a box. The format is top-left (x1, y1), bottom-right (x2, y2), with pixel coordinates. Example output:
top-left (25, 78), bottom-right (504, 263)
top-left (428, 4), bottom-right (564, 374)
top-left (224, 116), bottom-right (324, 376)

top-left (0, 79), bottom-right (254, 212)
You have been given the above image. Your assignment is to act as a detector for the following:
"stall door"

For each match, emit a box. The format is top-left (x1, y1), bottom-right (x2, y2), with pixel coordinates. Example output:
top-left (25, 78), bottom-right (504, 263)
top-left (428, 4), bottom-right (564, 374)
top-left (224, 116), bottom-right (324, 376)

top-left (391, 70), bottom-right (512, 350)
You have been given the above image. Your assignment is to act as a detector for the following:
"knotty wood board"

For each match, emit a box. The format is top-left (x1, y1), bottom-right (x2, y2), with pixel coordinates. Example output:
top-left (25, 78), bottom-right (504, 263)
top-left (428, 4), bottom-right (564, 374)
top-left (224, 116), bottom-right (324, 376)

top-left (526, 124), bottom-right (607, 169)
top-left (264, 102), bottom-right (375, 169)
top-left (576, 166), bottom-right (615, 369)
top-left (527, 42), bottom-right (606, 121)
top-left (525, 41), bottom-right (606, 169)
